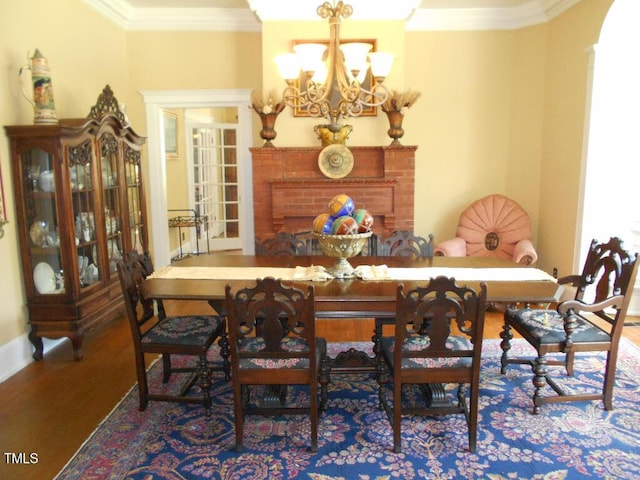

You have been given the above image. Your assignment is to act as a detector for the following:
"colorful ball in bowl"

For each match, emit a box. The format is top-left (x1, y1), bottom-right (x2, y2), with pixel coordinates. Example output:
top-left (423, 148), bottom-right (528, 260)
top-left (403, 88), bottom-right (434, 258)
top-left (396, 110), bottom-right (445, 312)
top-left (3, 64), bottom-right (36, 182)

top-left (328, 193), bottom-right (355, 217)
top-left (331, 215), bottom-right (359, 235)
top-left (313, 213), bottom-right (335, 234)
top-left (352, 208), bottom-right (373, 233)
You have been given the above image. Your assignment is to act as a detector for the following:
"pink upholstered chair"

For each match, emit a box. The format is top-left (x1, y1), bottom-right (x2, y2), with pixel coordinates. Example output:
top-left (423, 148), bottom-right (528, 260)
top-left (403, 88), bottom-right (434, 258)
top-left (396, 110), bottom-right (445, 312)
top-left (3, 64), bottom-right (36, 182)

top-left (434, 194), bottom-right (538, 265)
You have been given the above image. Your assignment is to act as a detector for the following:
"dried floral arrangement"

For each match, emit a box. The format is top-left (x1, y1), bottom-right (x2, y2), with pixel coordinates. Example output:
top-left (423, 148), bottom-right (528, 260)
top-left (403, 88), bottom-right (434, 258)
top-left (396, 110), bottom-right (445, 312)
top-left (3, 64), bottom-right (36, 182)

top-left (381, 89), bottom-right (422, 114)
top-left (251, 89), bottom-right (286, 115)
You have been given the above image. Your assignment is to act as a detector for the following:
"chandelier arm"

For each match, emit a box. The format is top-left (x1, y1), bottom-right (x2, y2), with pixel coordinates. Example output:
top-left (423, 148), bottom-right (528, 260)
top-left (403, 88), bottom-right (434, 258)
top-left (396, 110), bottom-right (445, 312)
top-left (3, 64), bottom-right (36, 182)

top-left (306, 80), bottom-right (330, 105)
top-left (354, 83), bottom-right (390, 108)
top-left (283, 85), bottom-right (308, 110)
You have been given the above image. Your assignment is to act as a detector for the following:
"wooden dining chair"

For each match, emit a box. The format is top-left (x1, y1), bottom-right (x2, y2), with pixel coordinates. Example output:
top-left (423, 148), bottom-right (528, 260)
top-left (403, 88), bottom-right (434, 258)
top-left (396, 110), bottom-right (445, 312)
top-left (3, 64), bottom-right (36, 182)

top-left (225, 277), bottom-right (330, 452)
top-left (378, 230), bottom-right (434, 258)
top-left (117, 251), bottom-right (227, 414)
top-left (255, 232), bottom-right (309, 256)
top-left (377, 277), bottom-right (487, 453)
top-left (374, 230), bottom-right (435, 358)
top-left (501, 237), bottom-right (639, 414)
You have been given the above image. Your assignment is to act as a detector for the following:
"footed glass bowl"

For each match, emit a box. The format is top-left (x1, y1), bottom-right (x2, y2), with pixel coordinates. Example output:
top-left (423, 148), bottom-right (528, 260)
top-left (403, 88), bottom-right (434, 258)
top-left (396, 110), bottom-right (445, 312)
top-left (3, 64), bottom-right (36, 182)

top-left (312, 231), bottom-right (372, 278)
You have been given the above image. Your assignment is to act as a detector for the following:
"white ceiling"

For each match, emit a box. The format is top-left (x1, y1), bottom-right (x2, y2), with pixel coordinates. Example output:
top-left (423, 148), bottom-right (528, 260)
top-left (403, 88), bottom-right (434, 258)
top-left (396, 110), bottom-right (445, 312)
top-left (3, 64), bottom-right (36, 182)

top-left (82, 0), bottom-right (581, 31)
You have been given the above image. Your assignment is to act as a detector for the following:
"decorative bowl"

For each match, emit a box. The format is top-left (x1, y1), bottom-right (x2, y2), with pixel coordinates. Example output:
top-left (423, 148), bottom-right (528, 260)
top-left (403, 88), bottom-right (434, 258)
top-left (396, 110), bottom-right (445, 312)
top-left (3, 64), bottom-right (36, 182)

top-left (312, 231), bottom-right (372, 278)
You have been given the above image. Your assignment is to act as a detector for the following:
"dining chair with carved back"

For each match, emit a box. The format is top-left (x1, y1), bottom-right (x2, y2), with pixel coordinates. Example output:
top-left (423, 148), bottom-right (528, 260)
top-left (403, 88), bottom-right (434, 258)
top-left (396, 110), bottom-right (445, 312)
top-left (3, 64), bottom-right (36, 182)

top-left (255, 232), bottom-right (310, 256)
top-left (378, 230), bottom-right (434, 258)
top-left (377, 276), bottom-right (487, 453)
top-left (225, 277), bottom-right (331, 452)
top-left (374, 230), bottom-right (435, 358)
top-left (500, 237), bottom-right (639, 414)
top-left (117, 250), bottom-right (228, 414)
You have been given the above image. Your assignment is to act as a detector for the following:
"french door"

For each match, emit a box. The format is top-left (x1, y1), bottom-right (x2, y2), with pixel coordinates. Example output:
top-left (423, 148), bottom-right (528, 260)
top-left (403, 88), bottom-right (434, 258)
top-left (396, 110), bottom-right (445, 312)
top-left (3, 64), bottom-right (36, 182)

top-left (188, 123), bottom-right (242, 251)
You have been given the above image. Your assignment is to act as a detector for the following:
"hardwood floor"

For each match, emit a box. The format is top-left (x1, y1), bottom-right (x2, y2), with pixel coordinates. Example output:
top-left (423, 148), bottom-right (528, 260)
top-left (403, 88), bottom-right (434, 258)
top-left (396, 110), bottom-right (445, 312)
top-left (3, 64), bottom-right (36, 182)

top-left (1, 302), bottom-right (639, 480)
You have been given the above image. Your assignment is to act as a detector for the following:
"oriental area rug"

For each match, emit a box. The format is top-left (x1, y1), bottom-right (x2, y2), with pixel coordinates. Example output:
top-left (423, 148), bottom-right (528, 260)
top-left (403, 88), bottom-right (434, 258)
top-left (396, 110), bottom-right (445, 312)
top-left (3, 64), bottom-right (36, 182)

top-left (56, 339), bottom-right (640, 480)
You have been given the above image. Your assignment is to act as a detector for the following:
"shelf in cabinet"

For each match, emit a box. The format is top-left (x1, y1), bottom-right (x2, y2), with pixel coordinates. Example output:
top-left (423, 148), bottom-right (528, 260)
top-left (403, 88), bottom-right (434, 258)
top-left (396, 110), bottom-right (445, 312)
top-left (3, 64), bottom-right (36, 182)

top-left (31, 191), bottom-right (56, 199)
top-left (30, 246), bottom-right (60, 255)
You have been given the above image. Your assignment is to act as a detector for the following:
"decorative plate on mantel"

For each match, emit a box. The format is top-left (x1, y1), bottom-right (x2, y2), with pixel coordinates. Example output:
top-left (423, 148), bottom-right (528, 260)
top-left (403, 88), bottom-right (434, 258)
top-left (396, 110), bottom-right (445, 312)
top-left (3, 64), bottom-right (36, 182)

top-left (318, 144), bottom-right (354, 179)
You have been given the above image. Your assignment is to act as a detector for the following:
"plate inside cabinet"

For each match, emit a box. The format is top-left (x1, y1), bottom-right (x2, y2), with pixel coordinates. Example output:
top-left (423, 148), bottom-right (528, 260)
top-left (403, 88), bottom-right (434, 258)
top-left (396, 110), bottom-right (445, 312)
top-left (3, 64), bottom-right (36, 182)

top-left (318, 144), bottom-right (354, 179)
top-left (29, 221), bottom-right (48, 247)
top-left (33, 262), bottom-right (56, 294)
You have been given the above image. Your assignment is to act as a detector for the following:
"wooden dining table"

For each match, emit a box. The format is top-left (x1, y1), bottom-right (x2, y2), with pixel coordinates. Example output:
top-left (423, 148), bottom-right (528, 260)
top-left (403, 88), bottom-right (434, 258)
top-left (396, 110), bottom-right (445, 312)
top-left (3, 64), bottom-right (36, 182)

top-left (143, 254), bottom-right (563, 319)
top-left (143, 253), bottom-right (562, 406)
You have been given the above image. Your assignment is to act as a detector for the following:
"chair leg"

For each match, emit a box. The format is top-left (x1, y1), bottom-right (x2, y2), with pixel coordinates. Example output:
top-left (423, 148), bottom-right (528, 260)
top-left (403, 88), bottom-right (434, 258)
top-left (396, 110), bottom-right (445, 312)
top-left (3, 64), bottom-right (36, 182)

top-left (466, 384), bottom-right (478, 453)
top-left (565, 351), bottom-right (575, 376)
top-left (602, 350), bottom-right (618, 410)
top-left (310, 382), bottom-right (318, 452)
top-left (218, 329), bottom-right (231, 381)
top-left (375, 350), bottom-right (390, 411)
top-left (197, 355), bottom-right (212, 416)
top-left (499, 319), bottom-right (513, 374)
top-left (393, 379), bottom-right (402, 453)
top-left (532, 354), bottom-right (548, 415)
top-left (136, 352), bottom-right (149, 411)
top-left (162, 353), bottom-right (172, 383)
top-left (318, 359), bottom-right (331, 411)
top-left (233, 384), bottom-right (246, 452)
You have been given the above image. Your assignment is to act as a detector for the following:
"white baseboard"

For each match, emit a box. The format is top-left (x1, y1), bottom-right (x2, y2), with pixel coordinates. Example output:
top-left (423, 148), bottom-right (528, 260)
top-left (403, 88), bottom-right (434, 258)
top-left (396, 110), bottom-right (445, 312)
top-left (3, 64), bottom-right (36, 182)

top-left (0, 334), bottom-right (66, 383)
top-left (170, 241), bottom-right (194, 261)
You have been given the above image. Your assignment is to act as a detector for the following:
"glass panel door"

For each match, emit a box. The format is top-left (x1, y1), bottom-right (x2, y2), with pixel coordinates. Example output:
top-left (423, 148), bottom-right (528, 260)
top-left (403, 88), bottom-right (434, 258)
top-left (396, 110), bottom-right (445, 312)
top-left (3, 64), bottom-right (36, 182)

top-left (99, 133), bottom-right (123, 278)
top-left (69, 140), bottom-right (101, 289)
top-left (24, 148), bottom-right (64, 295)
top-left (125, 145), bottom-right (145, 253)
top-left (189, 122), bottom-right (241, 251)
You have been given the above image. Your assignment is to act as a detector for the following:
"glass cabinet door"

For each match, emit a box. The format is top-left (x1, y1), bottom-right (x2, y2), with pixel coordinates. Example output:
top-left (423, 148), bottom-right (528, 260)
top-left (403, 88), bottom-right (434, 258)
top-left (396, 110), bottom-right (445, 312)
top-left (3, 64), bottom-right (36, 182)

top-left (23, 148), bottom-right (64, 295)
top-left (125, 145), bottom-right (145, 252)
top-left (69, 140), bottom-right (101, 289)
top-left (99, 133), bottom-right (123, 278)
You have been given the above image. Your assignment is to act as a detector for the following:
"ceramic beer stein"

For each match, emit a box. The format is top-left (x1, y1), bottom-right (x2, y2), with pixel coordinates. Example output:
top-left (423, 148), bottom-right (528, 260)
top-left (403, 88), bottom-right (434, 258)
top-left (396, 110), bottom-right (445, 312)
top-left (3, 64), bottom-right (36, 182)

top-left (19, 49), bottom-right (58, 124)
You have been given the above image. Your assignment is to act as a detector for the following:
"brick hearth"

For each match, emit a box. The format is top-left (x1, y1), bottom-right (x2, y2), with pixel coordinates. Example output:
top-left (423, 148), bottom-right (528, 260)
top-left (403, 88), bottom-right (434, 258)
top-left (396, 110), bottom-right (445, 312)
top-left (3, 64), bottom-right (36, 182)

top-left (250, 145), bottom-right (416, 239)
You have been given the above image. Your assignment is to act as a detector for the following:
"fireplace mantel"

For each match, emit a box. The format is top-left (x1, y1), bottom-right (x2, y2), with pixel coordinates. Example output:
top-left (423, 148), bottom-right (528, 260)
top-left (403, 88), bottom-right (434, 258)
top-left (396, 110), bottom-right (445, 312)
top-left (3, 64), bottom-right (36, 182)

top-left (250, 145), bottom-right (416, 239)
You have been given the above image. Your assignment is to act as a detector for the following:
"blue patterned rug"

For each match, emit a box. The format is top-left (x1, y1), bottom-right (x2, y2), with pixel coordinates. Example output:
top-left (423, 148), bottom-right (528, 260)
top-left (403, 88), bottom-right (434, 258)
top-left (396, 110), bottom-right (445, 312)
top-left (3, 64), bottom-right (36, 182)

top-left (56, 339), bottom-right (640, 479)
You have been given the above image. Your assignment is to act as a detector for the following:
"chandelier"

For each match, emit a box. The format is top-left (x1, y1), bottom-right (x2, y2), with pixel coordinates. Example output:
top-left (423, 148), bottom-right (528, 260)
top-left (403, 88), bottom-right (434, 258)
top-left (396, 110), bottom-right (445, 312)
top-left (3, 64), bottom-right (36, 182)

top-left (274, 1), bottom-right (394, 131)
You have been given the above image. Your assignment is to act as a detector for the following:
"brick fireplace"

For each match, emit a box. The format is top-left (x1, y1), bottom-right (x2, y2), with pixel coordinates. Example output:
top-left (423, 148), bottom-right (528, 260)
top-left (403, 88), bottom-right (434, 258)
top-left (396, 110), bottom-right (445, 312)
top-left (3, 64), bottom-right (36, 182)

top-left (250, 145), bottom-right (416, 239)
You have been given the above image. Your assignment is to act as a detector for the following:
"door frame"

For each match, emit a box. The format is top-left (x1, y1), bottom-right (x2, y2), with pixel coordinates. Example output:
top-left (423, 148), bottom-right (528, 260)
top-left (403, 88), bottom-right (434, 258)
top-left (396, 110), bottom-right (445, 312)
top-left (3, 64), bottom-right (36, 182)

top-left (140, 89), bottom-right (254, 268)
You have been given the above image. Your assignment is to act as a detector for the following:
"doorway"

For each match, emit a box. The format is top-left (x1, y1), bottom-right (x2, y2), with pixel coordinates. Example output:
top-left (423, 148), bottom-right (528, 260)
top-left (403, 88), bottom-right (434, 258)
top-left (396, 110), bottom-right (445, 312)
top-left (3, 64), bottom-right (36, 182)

top-left (141, 89), bottom-right (254, 268)
top-left (580, 0), bottom-right (640, 311)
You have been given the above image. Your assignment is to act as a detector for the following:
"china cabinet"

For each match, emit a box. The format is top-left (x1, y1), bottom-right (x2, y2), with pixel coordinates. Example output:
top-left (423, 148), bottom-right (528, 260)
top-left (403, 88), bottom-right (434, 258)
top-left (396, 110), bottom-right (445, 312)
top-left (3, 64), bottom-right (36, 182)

top-left (5, 85), bottom-right (147, 360)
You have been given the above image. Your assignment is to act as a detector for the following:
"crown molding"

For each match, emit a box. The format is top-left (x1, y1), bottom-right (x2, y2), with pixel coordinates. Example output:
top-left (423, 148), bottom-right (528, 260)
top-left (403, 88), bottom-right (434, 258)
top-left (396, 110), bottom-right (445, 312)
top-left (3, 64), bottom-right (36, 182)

top-left (83, 0), bottom-right (580, 32)
top-left (407, 0), bottom-right (581, 31)
top-left (82, 0), bottom-right (262, 31)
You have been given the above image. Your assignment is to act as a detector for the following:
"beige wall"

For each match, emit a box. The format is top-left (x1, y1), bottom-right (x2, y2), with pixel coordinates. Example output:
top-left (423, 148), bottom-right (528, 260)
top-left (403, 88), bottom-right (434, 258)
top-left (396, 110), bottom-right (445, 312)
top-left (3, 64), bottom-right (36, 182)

top-left (406, 29), bottom-right (541, 245)
top-left (538, 0), bottom-right (613, 276)
top-left (0, 0), bottom-right (612, 372)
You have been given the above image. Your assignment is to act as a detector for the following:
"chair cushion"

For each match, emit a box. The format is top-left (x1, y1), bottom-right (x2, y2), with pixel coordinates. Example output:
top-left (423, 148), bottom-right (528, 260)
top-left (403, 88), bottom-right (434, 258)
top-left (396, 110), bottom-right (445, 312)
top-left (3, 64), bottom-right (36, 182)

top-left (142, 315), bottom-right (223, 347)
top-left (507, 308), bottom-right (611, 345)
top-left (380, 335), bottom-right (473, 369)
top-left (237, 337), bottom-right (327, 369)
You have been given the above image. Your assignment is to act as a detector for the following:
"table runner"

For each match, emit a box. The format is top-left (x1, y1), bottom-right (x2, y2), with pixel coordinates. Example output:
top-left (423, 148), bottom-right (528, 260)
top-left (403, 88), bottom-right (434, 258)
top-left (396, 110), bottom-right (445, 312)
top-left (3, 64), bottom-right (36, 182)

top-left (148, 265), bottom-right (556, 283)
